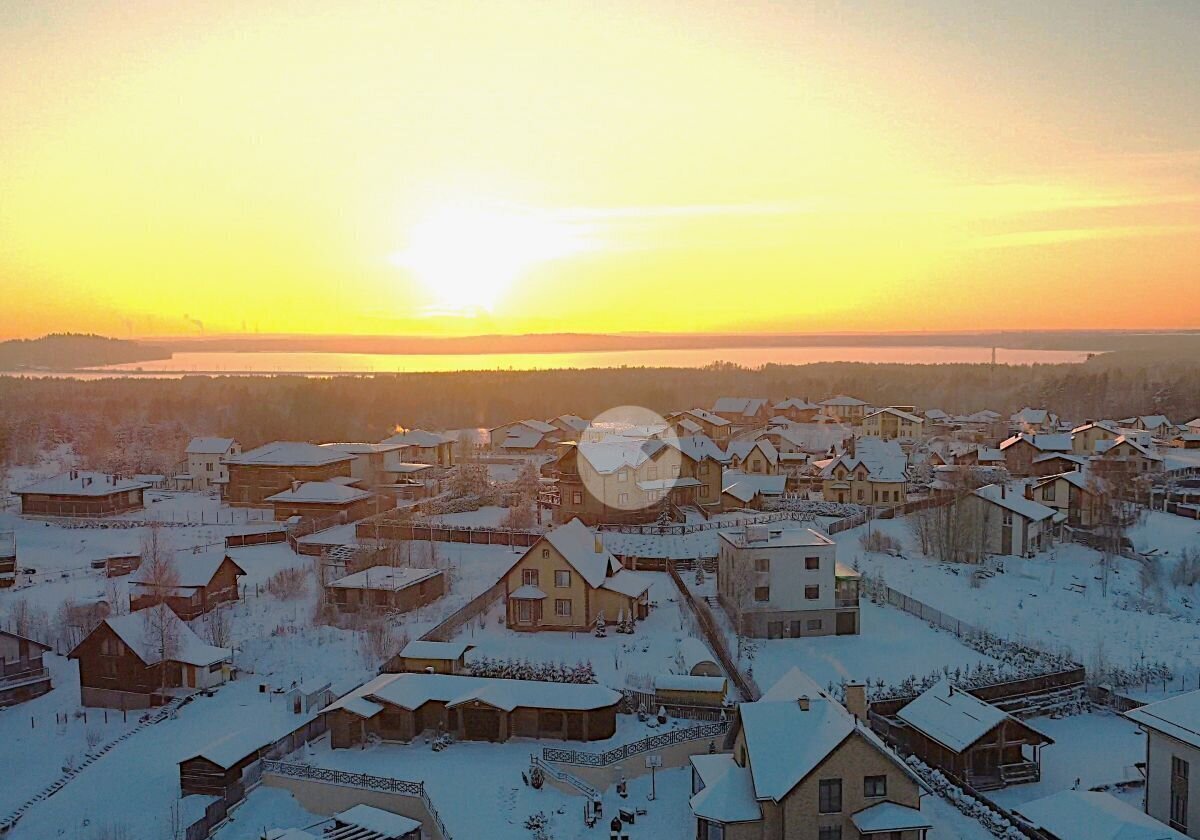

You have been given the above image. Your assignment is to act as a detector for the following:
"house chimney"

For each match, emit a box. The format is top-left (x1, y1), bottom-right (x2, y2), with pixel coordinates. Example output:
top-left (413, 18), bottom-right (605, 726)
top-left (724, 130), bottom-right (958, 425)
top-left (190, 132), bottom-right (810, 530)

top-left (1024, 483), bottom-right (1034, 501)
top-left (844, 682), bottom-right (867, 723)
top-left (292, 480), bottom-right (302, 493)
top-left (1000, 484), bottom-right (1006, 499)
top-left (797, 695), bottom-right (810, 712)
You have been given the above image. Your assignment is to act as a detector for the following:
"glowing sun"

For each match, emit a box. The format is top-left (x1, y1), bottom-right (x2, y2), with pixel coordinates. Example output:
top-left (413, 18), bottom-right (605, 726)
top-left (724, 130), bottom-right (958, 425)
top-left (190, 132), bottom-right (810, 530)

top-left (392, 201), bottom-right (587, 313)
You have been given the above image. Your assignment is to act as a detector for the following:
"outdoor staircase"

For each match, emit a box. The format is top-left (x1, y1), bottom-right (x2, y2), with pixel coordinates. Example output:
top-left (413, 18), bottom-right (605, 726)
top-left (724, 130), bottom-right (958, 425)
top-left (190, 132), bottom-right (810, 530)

top-left (0, 695), bottom-right (190, 833)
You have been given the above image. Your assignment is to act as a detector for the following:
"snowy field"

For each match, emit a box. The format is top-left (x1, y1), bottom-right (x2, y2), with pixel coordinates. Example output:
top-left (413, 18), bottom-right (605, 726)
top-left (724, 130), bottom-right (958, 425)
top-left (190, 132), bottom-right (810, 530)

top-left (835, 512), bottom-right (1200, 686)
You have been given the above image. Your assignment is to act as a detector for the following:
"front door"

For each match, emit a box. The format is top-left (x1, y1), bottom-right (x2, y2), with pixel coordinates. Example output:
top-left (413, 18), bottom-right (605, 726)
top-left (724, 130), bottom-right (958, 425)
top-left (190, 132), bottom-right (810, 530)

top-left (516, 600), bottom-right (532, 625)
top-left (1001, 526), bottom-right (1012, 555)
top-left (836, 611), bottom-right (857, 635)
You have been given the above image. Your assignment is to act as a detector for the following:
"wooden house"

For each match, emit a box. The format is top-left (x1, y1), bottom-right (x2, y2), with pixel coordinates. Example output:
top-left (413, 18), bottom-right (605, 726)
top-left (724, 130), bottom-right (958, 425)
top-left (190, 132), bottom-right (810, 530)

top-left (15, 471), bottom-right (149, 517)
top-left (325, 567), bottom-right (444, 615)
top-left (383, 640), bottom-right (474, 675)
top-left (317, 442), bottom-right (406, 487)
top-left (1070, 421), bottom-right (1123, 455)
top-left (771, 398), bottom-right (822, 423)
top-left (1094, 435), bottom-right (1164, 479)
top-left (668, 408), bottom-right (733, 442)
top-left (0, 529), bottom-right (15, 588)
top-left (264, 480), bottom-right (378, 522)
top-left (488, 418), bottom-right (561, 452)
top-left (502, 518), bottom-right (652, 631)
top-left (1028, 471), bottom-right (1106, 528)
top-left (690, 669), bottom-right (929, 840)
top-left (223, 442), bottom-right (356, 507)
top-left (68, 606), bottom-right (231, 708)
top-left (180, 711), bottom-right (327, 798)
top-left (1031, 452), bottom-right (1089, 477)
top-left (712, 397), bottom-right (771, 430)
top-left (999, 434), bottom-right (1073, 477)
top-left (325, 672), bottom-right (621, 746)
top-left (129, 550), bottom-right (245, 620)
top-left (0, 629), bottom-right (52, 706)
top-left (963, 484), bottom-right (1060, 559)
top-left (888, 681), bottom-right (1052, 790)
top-left (546, 414), bottom-right (590, 441)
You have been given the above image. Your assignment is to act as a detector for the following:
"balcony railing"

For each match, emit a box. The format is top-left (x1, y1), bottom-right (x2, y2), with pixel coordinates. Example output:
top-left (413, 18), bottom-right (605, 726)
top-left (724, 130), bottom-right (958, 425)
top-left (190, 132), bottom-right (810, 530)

top-left (835, 598), bottom-right (860, 609)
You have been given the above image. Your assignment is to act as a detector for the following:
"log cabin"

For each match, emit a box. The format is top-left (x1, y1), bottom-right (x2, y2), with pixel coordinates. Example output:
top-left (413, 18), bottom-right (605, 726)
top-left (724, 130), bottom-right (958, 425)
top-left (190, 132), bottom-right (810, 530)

top-left (68, 606), bottom-right (231, 708)
top-left (325, 566), bottom-right (444, 615)
top-left (129, 550), bottom-right (245, 620)
top-left (324, 672), bottom-right (622, 746)
top-left (223, 441), bottom-right (356, 507)
top-left (15, 470), bottom-right (149, 517)
top-left (0, 629), bottom-right (53, 706)
top-left (382, 640), bottom-right (474, 675)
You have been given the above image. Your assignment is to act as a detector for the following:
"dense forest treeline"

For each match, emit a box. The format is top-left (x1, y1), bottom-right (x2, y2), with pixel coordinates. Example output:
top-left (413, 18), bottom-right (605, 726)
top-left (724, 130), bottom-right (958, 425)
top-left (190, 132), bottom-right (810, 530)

top-left (0, 334), bottom-right (169, 369)
top-left (1, 356), bottom-right (1198, 475)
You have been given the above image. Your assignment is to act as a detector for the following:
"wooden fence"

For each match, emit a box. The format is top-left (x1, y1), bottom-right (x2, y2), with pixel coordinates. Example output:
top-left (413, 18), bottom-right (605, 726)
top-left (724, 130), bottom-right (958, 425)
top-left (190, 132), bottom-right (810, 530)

top-left (666, 561), bottom-right (761, 701)
top-left (542, 719), bottom-right (729, 767)
top-left (418, 581), bottom-right (506, 642)
top-left (355, 519), bottom-right (543, 547)
top-left (224, 528), bottom-right (286, 548)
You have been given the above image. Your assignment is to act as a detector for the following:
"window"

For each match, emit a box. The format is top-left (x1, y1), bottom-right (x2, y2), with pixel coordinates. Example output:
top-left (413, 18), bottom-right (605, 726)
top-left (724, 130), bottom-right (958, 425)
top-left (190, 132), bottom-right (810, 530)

top-left (571, 491), bottom-right (582, 505)
top-left (522, 569), bottom-right (539, 587)
top-left (857, 489), bottom-right (865, 501)
top-left (618, 470), bottom-right (629, 482)
top-left (208, 662), bottom-right (223, 674)
top-left (700, 462), bottom-right (710, 475)
top-left (753, 586), bottom-right (770, 602)
top-left (699, 485), bottom-right (709, 498)
top-left (807, 618), bottom-right (823, 631)
top-left (818, 778), bottom-right (842, 814)
top-left (554, 599), bottom-right (572, 617)
top-left (618, 493), bottom-right (629, 505)
top-left (516, 601), bottom-right (532, 623)
top-left (542, 548), bottom-right (550, 559)
top-left (1042, 484), bottom-right (1056, 501)
top-left (805, 585), bottom-right (820, 600)
top-left (1002, 510), bottom-right (1013, 526)
top-left (864, 775), bottom-right (887, 797)
top-left (648, 465), bottom-right (658, 479)
top-left (818, 828), bottom-right (842, 840)
top-left (805, 556), bottom-right (820, 570)
top-left (1172, 756), bottom-right (1189, 830)
top-left (754, 557), bottom-right (770, 573)
top-left (555, 570), bottom-right (571, 588)
top-left (699, 820), bottom-right (725, 840)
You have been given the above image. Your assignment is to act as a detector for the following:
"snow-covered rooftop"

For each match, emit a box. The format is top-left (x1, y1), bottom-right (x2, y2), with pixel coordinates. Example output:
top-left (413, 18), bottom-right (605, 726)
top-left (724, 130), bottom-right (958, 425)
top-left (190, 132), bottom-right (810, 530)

top-left (334, 804), bottom-right (422, 838)
top-left (398, 640), bottom-right (473, 661)
top-left (820, 395), bottom-right (868, 407)
top-left (226, 441), bottom-right (354, 467)
top-left (718, 525), bottom-right (834, 550)
top-left (721, 471), bottom-right (786, 503)
top-left (327, 672), bottom-right (622, 715)
top-left (1014, 790), bottom-right (1187, 840)
top-left (851, 801), bottom-right (932, 833)
top-left (999, 433), bottom-right (1072, 453)
top-left (712, 397), bottom-right (769, 418)
top-left (186, 436), bottom-right (236, 455)
top-left (88, 606), bottom-right (231, 668)
top-left (897, 680), bottom-right (1043, 753)
top-left (688, 753), bottom-right (762, 824)
top-left (381, 428), bottom-right (455, 447)
top-left (17, 471), bottom-right (150, 496)
top-left (327, 566), bottom-right (441, 591)
top-left (129, 549), bottom-right (243, 589)
top-left (265, 481), bottom-right (372, 505)
top-left (974, 484), bottom-right (1057, 523)
top-left (540, 518), bottom-right (622, 589)
top-left (1127, 689), bottom-right (1200, 749)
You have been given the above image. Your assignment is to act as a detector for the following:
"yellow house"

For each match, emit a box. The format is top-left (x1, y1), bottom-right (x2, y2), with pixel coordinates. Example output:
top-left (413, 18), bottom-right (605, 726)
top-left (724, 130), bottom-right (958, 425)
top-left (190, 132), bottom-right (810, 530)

top-left (861, 408), bottom-right (924, 442)
top-left (1070, 421), bottom-right (1122, 455)
top-left (503, 518), bottom-right (652, 632)
top-left (820, 440), bottom-right (908, 507)
top-left (690, 669), bottom-right (929, 840)
top-left (819, 395), bottom-right (870, 425)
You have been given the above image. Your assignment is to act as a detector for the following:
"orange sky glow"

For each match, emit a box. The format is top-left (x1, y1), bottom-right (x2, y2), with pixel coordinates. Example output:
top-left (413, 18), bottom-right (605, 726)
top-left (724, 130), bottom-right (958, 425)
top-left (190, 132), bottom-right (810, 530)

top-left (1, 1), bottom-right (1198, 340)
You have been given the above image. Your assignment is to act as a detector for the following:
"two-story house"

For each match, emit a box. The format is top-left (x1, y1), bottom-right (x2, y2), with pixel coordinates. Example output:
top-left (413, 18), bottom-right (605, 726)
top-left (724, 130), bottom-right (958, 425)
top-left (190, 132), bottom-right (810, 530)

top-left (998, 433), bottom-right (1073, 477)
top-left (820, 438), bottom-right (908, 507)
top-left (223, 442), bottom-right (356, 507)
top-left (861, 408), bottom-right (924, 442)
top-left (772, 398), bottom-right (823, 423)
top-left (502, 518), bottom-right (652, 631)
top-left (1027, 471), bottom-right (1106, 528)
top-left (670, 408), bottom-right (733, 443)
top-left (690, 668), bottom-right (929, 840)
top-left (184, 437), bottom-right (240, 492)
top-left (1127, 690), bottom-right (1200, 838)
top-left (0, 629), bottom-right (52, 706)
top-left (717, 524), bottom-right (860, 638)
top-left (819, 395), bottom-right (870, 424)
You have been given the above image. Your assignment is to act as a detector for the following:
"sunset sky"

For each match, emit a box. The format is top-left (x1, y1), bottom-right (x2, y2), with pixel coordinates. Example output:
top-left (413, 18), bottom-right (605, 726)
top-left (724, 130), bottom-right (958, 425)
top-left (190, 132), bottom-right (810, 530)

top-left (1, 1), bottom-right (1198, 340)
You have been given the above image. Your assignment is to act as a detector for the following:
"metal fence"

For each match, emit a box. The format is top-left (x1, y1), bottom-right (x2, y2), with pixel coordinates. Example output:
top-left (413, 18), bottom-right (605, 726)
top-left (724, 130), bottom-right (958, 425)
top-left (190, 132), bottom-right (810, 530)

top-left (529, 755), bottom-right (600, 800)
top-left (542, 719), bottom-right (728, 767)
top-left (261, 760), bottom-right (452, 840)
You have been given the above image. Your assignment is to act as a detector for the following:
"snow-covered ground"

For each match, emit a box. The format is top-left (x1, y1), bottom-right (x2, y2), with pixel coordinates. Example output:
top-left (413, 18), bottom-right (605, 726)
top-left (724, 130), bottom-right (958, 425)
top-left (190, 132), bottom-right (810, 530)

top-left (835, 512), bottom-right (1200, 686)
top-left (460, 574), bottom-right (696, 692)
top-left (990, 710), bottom-right (1146, 811)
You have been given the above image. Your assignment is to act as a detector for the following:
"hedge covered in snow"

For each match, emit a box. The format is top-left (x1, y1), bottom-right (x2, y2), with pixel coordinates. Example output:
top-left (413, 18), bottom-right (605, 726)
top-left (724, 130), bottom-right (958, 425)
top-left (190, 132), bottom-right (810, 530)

top-left (466, 657), bottom-right (597, 684)
top-left (905, 756), bottom-right (1031, 839)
